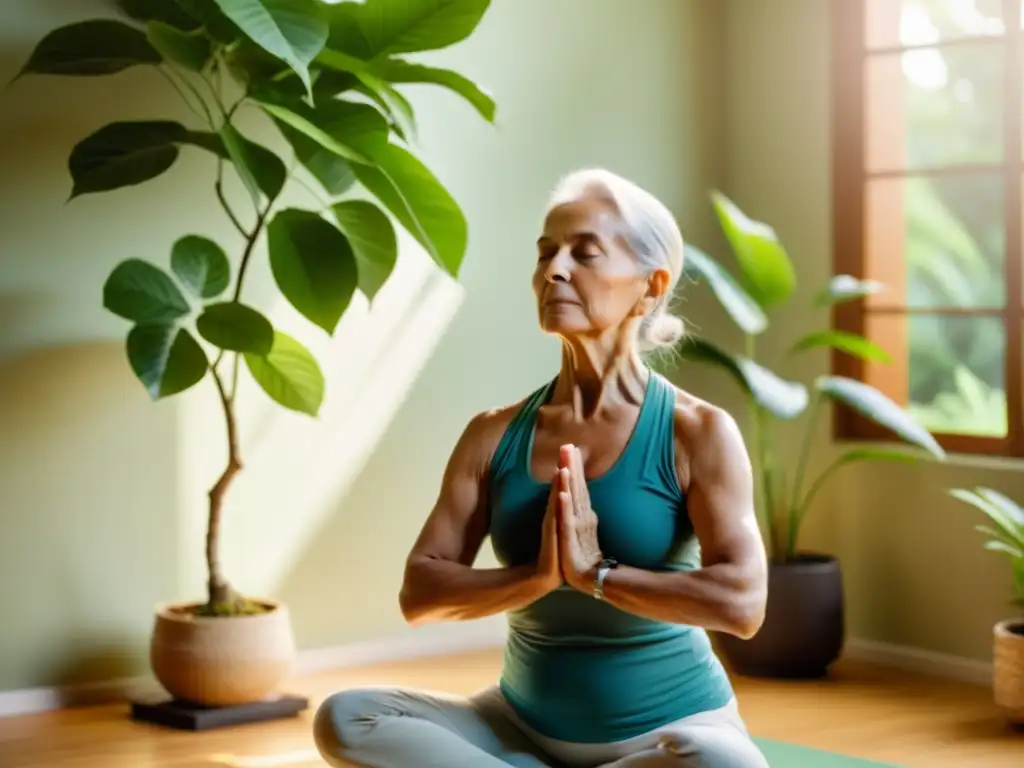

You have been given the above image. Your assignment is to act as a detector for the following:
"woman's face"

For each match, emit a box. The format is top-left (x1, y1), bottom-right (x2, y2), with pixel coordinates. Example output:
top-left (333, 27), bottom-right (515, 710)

top-left (532, 195), bottom-right (666, 342)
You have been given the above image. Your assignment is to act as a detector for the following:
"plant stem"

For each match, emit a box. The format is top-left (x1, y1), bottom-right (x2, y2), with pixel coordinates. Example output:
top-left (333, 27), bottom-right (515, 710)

top-left (786, 393), bottom-right (824, 559)
top-left (230, 353), bottom-right (241, 402)
top-left (745, 333), bottom-right (778, 562)
top-left (202, 179), bottom-right (277, 611)
top-left (792, 454), bottom-right (847, 538)
top-left (234, 204), bottom-right (272, 303)
top-left (216, 159), bottom-right (248, 238)
top-left (199, 70), bottom-right (228, 121)
top-left (157, 67), bottom-right (209, 126)
top-left (207, 366), bottom-right (242, 608)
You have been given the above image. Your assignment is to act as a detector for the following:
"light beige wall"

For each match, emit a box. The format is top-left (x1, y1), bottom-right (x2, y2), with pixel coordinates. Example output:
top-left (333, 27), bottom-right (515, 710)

top-left (0, 0), bottom-right (729, 691)
top-left (724, 0), bottom-right (1024, 663)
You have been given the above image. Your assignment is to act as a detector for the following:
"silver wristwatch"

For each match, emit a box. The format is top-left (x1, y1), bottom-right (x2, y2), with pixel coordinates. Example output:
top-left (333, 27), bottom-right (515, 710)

top-left (592, 558), bottom-right (618, 600)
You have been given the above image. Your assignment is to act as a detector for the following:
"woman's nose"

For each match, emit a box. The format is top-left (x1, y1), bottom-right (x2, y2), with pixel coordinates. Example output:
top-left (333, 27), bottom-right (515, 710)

top-left (544, 249), bottom-right (571, 283)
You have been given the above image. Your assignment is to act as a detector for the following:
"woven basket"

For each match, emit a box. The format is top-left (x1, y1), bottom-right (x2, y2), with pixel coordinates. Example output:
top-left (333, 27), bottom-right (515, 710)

top-left (993, 618), bottom-right (1024, 727)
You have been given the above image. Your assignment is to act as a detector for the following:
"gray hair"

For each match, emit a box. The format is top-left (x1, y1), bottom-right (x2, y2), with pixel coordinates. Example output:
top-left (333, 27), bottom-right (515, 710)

top-left (545, 168), bottom-right (686, 351)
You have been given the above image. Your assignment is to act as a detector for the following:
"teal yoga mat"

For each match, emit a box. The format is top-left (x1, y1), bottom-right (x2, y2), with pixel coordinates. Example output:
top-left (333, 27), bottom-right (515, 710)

top-left (755, 739), bottom-right (903, 767)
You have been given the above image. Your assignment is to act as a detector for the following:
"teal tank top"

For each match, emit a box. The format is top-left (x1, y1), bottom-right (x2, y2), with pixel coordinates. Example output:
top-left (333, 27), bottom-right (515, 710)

top-left (487, 370), bottom-right (735, 744)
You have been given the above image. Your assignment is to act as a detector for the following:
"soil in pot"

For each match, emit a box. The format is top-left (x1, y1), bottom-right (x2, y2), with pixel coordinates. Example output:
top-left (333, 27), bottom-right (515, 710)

top-left (994, 618), bottom-right (1024, 730)
top-left (716, 553), bottom-right (844, 679)
top-left (150, 598), bottom-right (296, 707)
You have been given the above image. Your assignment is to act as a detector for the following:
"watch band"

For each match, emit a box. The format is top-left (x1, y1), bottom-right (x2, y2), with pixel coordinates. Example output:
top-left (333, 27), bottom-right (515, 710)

top-left (592, 558), bottom-right (618, 600)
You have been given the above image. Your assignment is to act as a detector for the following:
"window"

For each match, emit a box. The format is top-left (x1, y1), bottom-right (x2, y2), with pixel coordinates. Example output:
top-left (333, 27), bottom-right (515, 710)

top-left (832, 0), bottom-right (1024, 456)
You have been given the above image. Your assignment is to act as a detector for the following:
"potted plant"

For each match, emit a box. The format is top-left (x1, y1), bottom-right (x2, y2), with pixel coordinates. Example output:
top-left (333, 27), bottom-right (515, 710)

top-left (948, 487), bottom-right (1024, 728)
top-left (15, 0), bottom-right (495, 708)
top-left (678, 191), bottom-right (946, 678)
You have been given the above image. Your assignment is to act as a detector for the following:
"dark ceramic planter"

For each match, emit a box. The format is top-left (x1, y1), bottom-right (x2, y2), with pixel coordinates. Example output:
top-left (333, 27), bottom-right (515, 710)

top-left (716, 553), bottom-right (845, 679)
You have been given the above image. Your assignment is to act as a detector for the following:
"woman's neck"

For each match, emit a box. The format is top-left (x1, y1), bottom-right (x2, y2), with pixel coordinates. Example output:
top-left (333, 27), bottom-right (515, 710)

top-left (552, 338), bottom-right (649, 419)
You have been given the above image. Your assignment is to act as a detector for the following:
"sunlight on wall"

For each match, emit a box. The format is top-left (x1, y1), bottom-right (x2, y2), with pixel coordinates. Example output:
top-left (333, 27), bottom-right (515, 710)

top-left (175, 228), bottom-right (465, 602)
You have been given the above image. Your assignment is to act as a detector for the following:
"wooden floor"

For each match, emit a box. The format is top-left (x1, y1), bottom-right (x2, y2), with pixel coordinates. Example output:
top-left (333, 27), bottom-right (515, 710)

top-left (0, 649), bottom-right (1020, 767)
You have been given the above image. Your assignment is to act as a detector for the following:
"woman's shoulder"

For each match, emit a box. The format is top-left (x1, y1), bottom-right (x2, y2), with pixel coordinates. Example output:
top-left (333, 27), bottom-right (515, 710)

top-left (455, 383), bottom-right (549, 467)
top-left (461, 398), bottom-right (529, 451)
top-left (661, 379), bottom-right (748, 483)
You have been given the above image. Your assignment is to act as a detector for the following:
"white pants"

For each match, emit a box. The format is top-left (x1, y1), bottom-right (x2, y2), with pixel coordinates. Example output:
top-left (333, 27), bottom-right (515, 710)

top-left (313, 683), bottom-right (771, 767)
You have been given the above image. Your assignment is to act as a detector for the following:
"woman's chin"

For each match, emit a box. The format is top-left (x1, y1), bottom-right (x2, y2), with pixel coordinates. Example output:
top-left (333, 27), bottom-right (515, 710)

top-left (539, 320), bottom-right (589, 338)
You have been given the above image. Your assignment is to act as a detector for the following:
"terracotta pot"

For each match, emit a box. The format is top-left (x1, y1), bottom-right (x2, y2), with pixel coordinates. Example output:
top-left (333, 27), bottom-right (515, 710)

top-left (715, 552), bottom-right (844, 679)
top-left (150, 598), bottom-right (296, 706)
top-left (994, 618), bottom-right (1024, 729)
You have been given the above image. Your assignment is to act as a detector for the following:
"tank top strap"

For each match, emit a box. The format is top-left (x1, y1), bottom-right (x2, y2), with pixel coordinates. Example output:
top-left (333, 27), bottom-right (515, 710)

top-left (489, 377), bottom-right (556, 482)
top-left (623, 371), bottom-right (683, 495)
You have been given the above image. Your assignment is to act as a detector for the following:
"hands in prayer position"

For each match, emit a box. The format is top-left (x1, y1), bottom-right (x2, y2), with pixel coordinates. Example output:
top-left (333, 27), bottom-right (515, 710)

top-left (537, 444), bottom-right (604, 594)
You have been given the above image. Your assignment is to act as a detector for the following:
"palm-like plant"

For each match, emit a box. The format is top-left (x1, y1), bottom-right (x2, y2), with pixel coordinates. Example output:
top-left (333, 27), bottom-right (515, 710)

top-left (679, 191), bottom-right (947, 563)
top-left (949, 487), bottom-right (1024, 613)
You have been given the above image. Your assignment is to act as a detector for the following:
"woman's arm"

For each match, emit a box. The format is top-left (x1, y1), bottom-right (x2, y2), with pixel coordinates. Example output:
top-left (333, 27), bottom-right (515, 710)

top-left (399, 409), bottom-right (561, 627)
top-left (581, 404), bottom-right (768, 638)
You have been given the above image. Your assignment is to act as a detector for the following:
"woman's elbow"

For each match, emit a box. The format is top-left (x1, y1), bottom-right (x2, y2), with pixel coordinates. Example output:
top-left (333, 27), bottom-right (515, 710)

top-left (398, 564), bottom-right (431, 626)
top-left (721, 580), bottom-right (767, 639)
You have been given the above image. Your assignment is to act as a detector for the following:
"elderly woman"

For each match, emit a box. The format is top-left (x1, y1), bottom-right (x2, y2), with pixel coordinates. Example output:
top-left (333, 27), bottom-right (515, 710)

top-left (313, 169), bottom-right (770, 767)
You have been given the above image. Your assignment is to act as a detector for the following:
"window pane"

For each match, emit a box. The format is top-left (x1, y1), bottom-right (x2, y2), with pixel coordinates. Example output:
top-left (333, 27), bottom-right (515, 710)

top-left (866, 44), bottom-right (1004, 172)
top-left (863, 313), bottom-right (1007, 437)
top-left (865, 174), bottom-right (1005, 310)
top-left (867, 0), bottom-right (1004, 50)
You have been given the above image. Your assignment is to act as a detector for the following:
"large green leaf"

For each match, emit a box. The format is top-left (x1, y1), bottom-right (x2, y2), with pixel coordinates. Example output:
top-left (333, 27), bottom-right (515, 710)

top-left (376, 58), bottom-right (495, 122)
top-left (978, 487), bottom-right (1024, 528)
top-left (260, 98), bottom-right (389, 164)
top-left (218, 123), bottom-right (287, 205)
top-left (212, 0), bottom-right (328, 97)
top-left (352, 143), bottom-right (467, 276)
top-left (18, 20), bottom-right (161, 77)
top-left (196, 301), bottom-right (274, 354)
top-left (951, 488), bottom-right (1024, 549)
top-left (682, 244), bottom-right (767, 335)
top-left (277, 122), bottom-right (356, 196)
top-left (267, 209), bottom-right (358, 334)
top-left (117, 0), bottom-right (202, 30)
top-left (225, 37), bottom-right (298, 91)
top-left (68, 121), bottom-right (189, 198)
top-left (104, 259), bottom-right (191, 323)
top-left (179, 0), bottom-right (244, 43)
top-left (828, 446), bottom-right (927, 472)
top-left (790, 329), bottom-right (891, 363)
top-left (326, 0), bottom-right (491, 60)
top-left (815, 375), bottom-right (946, 458)
top-left (711, 190), bottom-right (796, 309)
top-left (146, 20), bottom-right (211, 72)
top-left (244, 331), bottom-right (324, 416)
top-left (332, 200), bottom-right (398, 300)
top-left (353, 73), bottom-right (418, 142)
top-left (127, 324), bottom-right (208, 399)
top-left (185, 129), bottom-right (287, 201)
top-left (814, 274), bottom-right (885, 307)
top-left (677, 337), bottom-right (808, 419)
top-left (171, 235), bottom-right (230, 300)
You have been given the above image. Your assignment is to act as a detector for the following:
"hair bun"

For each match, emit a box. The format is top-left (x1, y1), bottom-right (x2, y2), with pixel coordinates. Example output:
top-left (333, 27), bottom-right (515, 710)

top-left (642, 312), bottom-right (685, 349)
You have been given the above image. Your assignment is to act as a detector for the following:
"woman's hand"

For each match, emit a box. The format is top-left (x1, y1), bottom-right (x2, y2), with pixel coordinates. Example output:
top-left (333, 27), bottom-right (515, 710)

top-left (557, 444), bottom-right (604, 592)
top-left (535, 469), bottom-right (564, 591)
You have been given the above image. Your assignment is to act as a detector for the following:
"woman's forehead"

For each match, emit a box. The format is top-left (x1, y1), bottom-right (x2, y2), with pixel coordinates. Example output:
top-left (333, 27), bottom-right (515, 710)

top-left (540, 196), bottom-right (624, 241)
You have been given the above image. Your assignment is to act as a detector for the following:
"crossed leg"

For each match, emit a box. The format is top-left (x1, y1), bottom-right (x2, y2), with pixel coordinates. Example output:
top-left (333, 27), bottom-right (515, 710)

top-left (312, 685), bottom-right (557, 768)
top-left (314, 685), bottom-right (769, 768)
